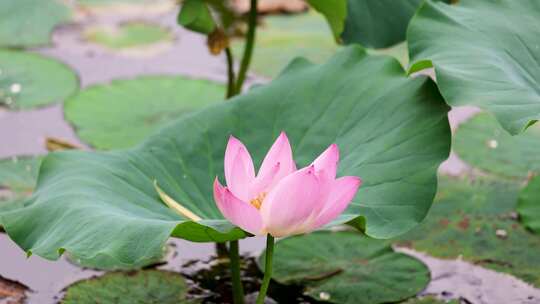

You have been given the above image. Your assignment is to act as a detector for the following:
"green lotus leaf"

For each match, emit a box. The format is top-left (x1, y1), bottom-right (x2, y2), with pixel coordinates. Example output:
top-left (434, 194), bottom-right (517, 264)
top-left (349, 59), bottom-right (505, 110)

top-left (399, 176), bottom-right (540, 287)
top-left (262, 231), bottom-right (430, 304)
top-left (84, 22), bottom-right (173, 50)
top-left (0, 156), bottom-right (41, 218)
top-left (1, 46), bottom-right (450, 267)
top-left (62, 270), bottom-right (196, 304)
top-left (453, 113), bottom-right (540, 180)
top-left (0, 0), bottom-right (70, 47)
top-left (65, 76), bottom-right (225, 149)
top-left (408, 0), bottom-right (540, 135)
top-left (341, 0), bottom-right (450, 48)
top-left (306, 0), bottom-right (347, 40)
top-left (0, 50), bottom-right (79, 109)
top-left (517, 175), bottom-right (540, 234)
top-left (232, 12), bottom-right (408, 78)
top-left (177, 0), bottom-right (216, 35)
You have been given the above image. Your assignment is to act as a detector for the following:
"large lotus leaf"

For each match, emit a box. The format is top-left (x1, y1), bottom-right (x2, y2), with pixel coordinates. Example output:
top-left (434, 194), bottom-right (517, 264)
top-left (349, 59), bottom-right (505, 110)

top-left (408, 0), bottom-right (540, 135)
top-left (0, 157), bottom-right (41, 217)
top-left (341, 0), bottom-right (451, 49)
top-left (453, 113), bottom-right (540, 180)
top-left (232, 12), bottom-right (408, 78)
top-left (65, 76), bottom-right (225, 149)
top-left (62, 270), bottom-right (194, 304)
top-left (0, 50), bottom-right (79, 109)
top-left (1, 46), bottom-right (451, 266)
top-left (398, 176), bottom-right (540, 287)
top-left (262, 231), bottom-right (430, 304)
top-left (306, 0), bottom-right (347, 40)
top-left (517, 175), bottom-right (540, 234)
top-left (0, 0), bottom-right (70, 47)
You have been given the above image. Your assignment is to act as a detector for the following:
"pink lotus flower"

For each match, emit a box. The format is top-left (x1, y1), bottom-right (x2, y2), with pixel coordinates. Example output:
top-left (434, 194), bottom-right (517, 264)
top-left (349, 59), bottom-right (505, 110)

top-left (213, 132), bottom-right (361, 237)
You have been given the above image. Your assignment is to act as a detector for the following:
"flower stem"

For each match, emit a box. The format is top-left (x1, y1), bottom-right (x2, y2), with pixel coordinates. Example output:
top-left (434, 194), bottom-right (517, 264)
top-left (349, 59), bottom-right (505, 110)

top-left (234, 0), bottom-right (258, 94)
top-left (225, 47), bottom-right (236, 98)
top-left (229, 240), bottom-right (245, 304)
top-left (256, 234), bottom-right (275, 304)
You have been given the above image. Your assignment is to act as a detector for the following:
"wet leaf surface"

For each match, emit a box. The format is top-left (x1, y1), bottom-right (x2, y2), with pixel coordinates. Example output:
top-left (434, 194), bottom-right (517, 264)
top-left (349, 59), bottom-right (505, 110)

top-left (517, 175), bottom-right (540, 234)
top-left (1, 47), bottom-right (450, 268)
top-left (0, 50), bottom-right (79, 109)
top-left (408, 0), bottom-right (540, 135)
top-left (84, 21), bottom-right (173, 50)
top-left (262, 231), bottom-right (430, 304)
top-left (62, 270), bottom-right (194, 304)
top-left (453, 113), bottom-right (540, 179)
top-left (398, 176), bottom-right (540, 287)
top-left (64, 76), bottom-right (225, 149)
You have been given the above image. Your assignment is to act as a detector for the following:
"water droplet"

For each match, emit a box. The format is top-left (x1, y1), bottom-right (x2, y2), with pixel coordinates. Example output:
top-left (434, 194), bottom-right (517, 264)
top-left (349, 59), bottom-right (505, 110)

top-left (5, 96), bottom-right (13, 105)
top-left (182, 174), bottom-right (187, 179)
top-left (319, 292), bottom-right (330, 301)
top-left (487, 139), bottom-right (498, 149)
top-left (10, 83), bottom-right (21, 94)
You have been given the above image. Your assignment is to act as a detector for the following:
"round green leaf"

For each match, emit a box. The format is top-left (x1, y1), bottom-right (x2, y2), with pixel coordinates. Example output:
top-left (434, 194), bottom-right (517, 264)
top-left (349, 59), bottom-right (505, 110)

top-left (65, 76), bottom-right (225, 149)
top-left (517, 175), bottom-right (540, 234)
top-left (0, 50), bottom-right (79, 109)
top-left (84, 22), bottom-right (173, 50)
top-left (341, 0), bottom-right (449, 48)
top-left (263, 231), bottom-right (430, 304)
top-left (0, 0), bottom-right (70, 47)
top-left (408, 0), bottom-right (540, 135)
top-left (62, 270), bottom-right (194, 304)
top-left (233, 12), bottom-right (408, 78)
top-left (1, 46), bottom-right (451, 266)
top-left (399, 176), bottom-right (540, 287)
top-left (453, 113), bottom-right (540, 179)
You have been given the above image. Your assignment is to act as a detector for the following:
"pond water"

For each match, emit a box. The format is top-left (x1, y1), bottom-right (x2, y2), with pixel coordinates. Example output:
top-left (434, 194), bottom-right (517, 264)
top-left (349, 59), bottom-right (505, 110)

top-left (1, 3), bottom-right (539, 304)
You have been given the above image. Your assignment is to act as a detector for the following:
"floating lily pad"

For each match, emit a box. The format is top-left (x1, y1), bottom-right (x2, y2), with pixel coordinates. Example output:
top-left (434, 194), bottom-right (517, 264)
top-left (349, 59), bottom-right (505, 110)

top-left (62, 270), bottom-right (194, 304)
top-left (2, 47), bottom-right (450, 267)
top-left (0, 0), bottom-right (71, 47)
top-left (0, 156), bottom-right (41, 215)
top-left (263, 231), bottom-right (430, 304)
top-left (517, 175), bottom-right (540, 234)
top-left (398, 176), bottom-right (540, 287)
top-left (65, 76), bottom-right (225, 149)
top-left (0, 50), bottom-right (79, 109)
top-left (232, 12), bottom-right (408, 78)
top-left (84, 22), bottom-right (173, 50)
top-left (408, 0), bottom-right (540, 135)
top-left (453, 113), bottom-right (540, 179)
